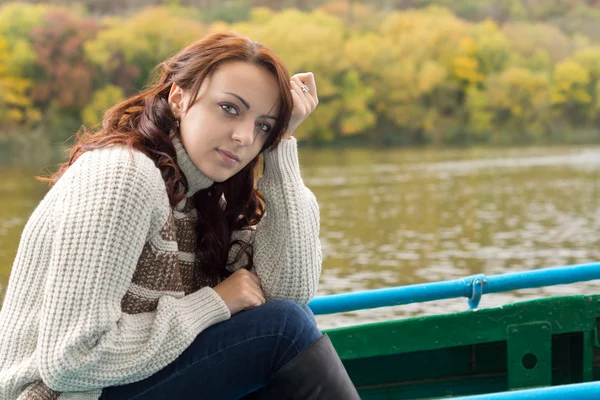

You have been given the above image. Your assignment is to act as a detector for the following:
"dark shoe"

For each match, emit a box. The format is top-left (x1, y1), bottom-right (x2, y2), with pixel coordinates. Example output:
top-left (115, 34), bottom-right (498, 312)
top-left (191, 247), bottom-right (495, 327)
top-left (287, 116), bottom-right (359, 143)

top-left (258, 334), bottom-right (360, 400)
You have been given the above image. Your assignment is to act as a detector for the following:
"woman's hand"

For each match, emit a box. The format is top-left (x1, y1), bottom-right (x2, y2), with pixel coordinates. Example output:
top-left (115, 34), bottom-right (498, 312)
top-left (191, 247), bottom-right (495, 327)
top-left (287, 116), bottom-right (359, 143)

top-left (285, 72), bottom-right (319, 139)
top-left (213, 269), bottom-right (265, 315)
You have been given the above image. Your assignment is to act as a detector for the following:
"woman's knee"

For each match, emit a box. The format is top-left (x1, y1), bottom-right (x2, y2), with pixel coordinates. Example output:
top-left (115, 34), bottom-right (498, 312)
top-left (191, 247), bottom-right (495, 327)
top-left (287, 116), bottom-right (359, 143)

top-left (260, 300), bottom-right (322, 351)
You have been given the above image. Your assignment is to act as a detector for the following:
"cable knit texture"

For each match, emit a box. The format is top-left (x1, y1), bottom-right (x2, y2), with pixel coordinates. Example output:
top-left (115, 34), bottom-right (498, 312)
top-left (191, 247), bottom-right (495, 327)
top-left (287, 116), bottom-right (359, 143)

top-left (0, 136), bottom-right (321, 400)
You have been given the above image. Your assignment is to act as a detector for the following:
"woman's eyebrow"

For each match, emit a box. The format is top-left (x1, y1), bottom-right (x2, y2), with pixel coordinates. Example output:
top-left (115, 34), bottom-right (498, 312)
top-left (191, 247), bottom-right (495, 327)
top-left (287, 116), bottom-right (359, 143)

top-left (224, 92), bottom-right (250, 109)
top-left (224, 92), bottom-right (278, 120)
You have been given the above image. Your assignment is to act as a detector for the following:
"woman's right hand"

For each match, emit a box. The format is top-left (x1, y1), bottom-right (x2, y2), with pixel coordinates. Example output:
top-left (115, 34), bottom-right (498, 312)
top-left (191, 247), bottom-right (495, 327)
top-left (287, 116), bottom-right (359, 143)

top-left (213, 269), bottom-right (266, 315)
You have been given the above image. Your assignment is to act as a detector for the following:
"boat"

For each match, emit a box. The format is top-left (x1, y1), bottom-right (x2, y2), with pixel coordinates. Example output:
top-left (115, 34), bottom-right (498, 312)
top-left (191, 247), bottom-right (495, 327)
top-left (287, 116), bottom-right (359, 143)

top-left (308, 262), bottom-right (600, 399)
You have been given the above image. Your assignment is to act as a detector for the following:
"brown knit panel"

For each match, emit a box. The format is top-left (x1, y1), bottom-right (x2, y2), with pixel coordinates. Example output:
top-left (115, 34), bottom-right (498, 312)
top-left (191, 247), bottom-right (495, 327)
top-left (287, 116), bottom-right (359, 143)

top-left (132, 242), bottom-right (182, 292)
top-left (121, 210), bottom-right (185, 314)
top-left (120, 198), bottom-right (209, 315)
top-left (175, 217), bottom-right (196, 254)
top-left (21, 381), bottom-right (60, 400)
top-left (159, 211), bottom-right (176, 242)
top-left (179, 260), bottom-right (196, 294)
top-left (121, 291), bottom-right (159, 314)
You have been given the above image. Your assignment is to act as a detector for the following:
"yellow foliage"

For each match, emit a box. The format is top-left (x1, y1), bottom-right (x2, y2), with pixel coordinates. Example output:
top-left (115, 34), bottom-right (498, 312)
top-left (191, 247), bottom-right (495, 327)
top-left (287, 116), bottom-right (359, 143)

top-left (487, 67), bottom-right (550, 111)
top-left (0, 76), bottom-right (39, 127)
top-left (485, 67), bottom-right (551, 139)
top-left (471, 20), bottom-right (512, 75)
top-left (594, 81), bottom-right (600, 113)
top-left (85, 7), bottom-right (205, 71)
top-left (344, 32), bottom-right (390, 74)
top-left (573, 47), bottom-right (600, 80)
top-left (551, 60), bottom-right (591, 105)
top-left (248, 7), bottom-right (272, 23)
top-left (418, 61), bottom-right (447, 93)
top-left (0, 3), bottom-right (48, 39)
top-left (465, 86), bottom-right (492, 135)
top-left (318, 0), bottom-right (378, 30)
top-left (452, 55), bottom-right (484, 84)
top-left (292, 100), bottom-right (338, 141)
top-left (319, 0), bottom-right (375, 19)
top-left (0, 34), bottom-right (38, 129)
top-left (459, 36), bottom-right (476, 54)
top-left (379, 7), bottom-right (468, 66)
top-left (81, 85), bottom-right (125, 127)
top-left (451, 37), bottom-right (484, 84)
top-left (208, 21), bottom-right (232, 35)
top-left (2, 2), bottom-right (600, 144)
top-left (338, 69), bottom-right (376, 135)
top-left (502, 22), bottom-right (571, 62)
top-left (232, 9), bottom-right (346, 75)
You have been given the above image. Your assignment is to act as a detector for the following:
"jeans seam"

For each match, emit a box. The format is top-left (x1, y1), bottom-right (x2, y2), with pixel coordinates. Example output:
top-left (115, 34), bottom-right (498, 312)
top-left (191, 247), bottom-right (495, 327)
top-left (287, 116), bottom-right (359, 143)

top-left (128, 333), bottom-right (301, 400)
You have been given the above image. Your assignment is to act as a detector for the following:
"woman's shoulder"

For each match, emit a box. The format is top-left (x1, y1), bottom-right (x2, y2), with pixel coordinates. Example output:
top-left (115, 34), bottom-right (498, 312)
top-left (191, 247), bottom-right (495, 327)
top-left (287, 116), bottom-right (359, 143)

top-left (52, 146), bottom-right (170, 218)
top-left (77, 145), bottom-right (160, 174)
top-left (52, 146), bottom-right (171, 235)
top-left (64, 146), bottom-right (165, 192)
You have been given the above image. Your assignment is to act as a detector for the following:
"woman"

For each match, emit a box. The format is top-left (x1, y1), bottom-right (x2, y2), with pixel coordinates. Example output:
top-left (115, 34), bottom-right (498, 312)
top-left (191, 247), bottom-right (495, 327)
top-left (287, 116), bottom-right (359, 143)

top-left (0, 32), bottom-right (360, 399)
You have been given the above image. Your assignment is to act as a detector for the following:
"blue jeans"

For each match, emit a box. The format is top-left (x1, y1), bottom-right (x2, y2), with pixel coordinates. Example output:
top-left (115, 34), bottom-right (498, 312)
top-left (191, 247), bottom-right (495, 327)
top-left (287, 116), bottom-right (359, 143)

top-left (100, 300), bottom-right (322, 400)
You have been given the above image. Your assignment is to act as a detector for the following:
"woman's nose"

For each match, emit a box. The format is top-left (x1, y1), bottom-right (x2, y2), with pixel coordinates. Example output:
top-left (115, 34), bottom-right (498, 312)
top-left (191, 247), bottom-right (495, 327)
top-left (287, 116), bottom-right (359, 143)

top-left (232, 122), bottom-right (256, 146)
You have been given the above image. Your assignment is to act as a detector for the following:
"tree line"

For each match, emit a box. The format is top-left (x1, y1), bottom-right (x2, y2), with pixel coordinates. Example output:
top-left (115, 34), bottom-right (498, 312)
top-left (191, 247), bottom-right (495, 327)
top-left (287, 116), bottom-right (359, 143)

top-left (2, 0), bottom-right (600, 148)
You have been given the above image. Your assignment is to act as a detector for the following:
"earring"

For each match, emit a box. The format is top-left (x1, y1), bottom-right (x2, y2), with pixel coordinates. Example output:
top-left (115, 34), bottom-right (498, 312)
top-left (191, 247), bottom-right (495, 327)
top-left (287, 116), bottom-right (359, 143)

top-left (175, 119), bottom-right (180, 128)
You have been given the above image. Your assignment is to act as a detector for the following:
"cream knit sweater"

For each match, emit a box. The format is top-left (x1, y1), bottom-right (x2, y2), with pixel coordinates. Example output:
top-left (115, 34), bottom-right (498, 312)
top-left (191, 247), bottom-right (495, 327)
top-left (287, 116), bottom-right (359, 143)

top-left (0, 137), bottom-right (321, 400)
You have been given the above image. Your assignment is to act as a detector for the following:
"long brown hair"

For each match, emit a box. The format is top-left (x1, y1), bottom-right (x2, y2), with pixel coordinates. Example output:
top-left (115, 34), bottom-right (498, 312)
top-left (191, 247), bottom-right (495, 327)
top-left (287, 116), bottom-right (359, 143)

top-left (42, 32), bottom-right (294, 280)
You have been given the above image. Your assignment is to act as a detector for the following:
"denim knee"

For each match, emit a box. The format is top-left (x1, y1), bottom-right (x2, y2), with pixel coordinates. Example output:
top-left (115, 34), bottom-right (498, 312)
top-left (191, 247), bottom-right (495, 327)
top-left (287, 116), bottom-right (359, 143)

top-left (262, 300), bottom-right (322, 353)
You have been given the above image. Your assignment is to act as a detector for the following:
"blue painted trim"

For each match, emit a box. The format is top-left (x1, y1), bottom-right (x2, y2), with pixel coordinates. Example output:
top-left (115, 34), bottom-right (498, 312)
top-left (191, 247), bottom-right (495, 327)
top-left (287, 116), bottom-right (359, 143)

top-left (468, 277), bottom-right (484, 309)
top-left (450, 381), bottom-right (600, 399)
top-left (308, 261), bottom-right (600, 315)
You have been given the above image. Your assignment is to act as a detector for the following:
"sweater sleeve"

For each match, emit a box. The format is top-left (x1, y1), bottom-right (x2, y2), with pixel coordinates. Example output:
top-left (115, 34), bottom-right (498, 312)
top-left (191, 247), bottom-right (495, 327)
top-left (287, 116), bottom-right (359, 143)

top-left (252, 137), bottom-right (322, 305)
top-left (37, 148), bottom-right (230, 392)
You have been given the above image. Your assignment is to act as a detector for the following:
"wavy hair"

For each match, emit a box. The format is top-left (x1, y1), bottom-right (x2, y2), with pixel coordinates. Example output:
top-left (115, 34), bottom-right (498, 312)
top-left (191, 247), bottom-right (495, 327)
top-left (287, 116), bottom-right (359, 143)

top-left (42, 32), bottom-right (294, 281)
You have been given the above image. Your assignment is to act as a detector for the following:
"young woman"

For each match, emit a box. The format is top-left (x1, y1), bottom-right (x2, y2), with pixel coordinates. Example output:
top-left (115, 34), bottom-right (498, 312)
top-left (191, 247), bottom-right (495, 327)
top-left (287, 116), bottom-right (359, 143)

top-left (0, 32), bottom-right (360, 399)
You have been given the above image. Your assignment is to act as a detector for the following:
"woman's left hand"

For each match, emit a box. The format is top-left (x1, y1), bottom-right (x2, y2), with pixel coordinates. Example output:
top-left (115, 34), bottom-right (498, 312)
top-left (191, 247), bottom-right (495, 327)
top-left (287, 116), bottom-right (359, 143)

top-left (285, 72), bottom-right (319, 139)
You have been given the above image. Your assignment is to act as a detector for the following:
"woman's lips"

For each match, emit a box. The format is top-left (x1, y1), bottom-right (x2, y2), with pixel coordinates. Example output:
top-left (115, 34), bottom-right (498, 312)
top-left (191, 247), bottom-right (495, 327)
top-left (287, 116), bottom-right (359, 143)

top-left (217, 149), bottom-right (239, 165)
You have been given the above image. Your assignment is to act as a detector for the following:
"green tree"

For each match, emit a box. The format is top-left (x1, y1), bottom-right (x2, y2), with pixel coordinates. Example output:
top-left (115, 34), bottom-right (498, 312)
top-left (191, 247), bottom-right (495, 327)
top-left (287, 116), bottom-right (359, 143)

top-left (551, 59), bottom-right (592, 125)
top-left (486, 67), bottom-right (551, 142)
top-left (471, 20), bottom-right (512, 76)
top-left (81, 84), bottom-right (125, 127)
top-left (0, 35), bottom-right (41, 134)
top-left (0, 3), bottom-right (47, 78)
top-left (572, 46), bottom-right (600, 120)
top-left (85, 7), bottom-right (205, 94)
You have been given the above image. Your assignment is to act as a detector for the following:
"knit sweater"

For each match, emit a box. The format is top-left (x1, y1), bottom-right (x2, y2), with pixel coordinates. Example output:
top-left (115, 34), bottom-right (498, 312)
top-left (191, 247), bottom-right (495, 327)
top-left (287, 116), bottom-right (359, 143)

top-left (0, 137), bottom-right (321, 400)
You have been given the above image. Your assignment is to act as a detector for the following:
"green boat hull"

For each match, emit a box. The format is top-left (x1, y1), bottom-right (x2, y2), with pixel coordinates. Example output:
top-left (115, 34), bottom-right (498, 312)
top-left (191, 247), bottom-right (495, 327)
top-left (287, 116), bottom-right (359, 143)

top-left (325, 295), bottom-right (600, 399)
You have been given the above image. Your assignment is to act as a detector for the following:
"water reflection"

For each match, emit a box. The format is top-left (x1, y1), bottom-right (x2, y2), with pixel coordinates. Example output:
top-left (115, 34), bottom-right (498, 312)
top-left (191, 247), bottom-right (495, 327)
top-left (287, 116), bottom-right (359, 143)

top-left (299, 146), bottom-right (600, 328)
top-left (1, 146), bottom-right (599, 329)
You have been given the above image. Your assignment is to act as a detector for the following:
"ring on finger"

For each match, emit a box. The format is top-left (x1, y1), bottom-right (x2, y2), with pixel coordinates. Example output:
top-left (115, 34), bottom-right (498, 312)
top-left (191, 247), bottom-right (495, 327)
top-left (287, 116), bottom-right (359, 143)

top-left (301, 84), bottom-right (310, 93)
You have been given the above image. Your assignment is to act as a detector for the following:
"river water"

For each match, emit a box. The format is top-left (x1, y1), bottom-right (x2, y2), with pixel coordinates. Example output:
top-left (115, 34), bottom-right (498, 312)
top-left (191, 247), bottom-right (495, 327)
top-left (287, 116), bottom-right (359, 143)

top-left (1, 145), bottom-right (599, 329)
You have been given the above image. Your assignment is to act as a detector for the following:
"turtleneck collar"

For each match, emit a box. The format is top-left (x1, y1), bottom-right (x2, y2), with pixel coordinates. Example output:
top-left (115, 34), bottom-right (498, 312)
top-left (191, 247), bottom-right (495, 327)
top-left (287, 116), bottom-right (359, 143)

top-left (172, 135), bottom-right (214, 197)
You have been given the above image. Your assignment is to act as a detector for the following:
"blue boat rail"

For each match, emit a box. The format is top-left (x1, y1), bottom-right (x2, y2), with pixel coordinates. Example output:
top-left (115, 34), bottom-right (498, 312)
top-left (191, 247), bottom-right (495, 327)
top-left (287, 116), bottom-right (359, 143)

top-left (451, 380), bottom-right (600, 399)
top-left (307, 261), bottom-right (600, 316)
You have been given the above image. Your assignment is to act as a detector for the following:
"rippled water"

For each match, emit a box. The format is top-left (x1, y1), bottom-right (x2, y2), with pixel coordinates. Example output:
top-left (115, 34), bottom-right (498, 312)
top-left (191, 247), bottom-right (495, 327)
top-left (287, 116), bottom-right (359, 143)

top-left (1, 146), bottom-right (600, 329)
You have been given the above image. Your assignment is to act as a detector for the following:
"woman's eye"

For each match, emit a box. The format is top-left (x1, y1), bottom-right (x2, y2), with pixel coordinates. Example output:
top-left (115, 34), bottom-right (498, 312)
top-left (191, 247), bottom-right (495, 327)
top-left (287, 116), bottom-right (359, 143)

top-left (220, 104), bottom-right (238, 115)
top-left (257, 122), bottom-right (271, 134)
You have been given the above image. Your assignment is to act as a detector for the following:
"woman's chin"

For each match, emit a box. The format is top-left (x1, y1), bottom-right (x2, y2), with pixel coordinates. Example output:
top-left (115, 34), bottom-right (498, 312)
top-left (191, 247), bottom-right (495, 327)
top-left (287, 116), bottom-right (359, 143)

top-left (202, 168), bottom-right (235, 183)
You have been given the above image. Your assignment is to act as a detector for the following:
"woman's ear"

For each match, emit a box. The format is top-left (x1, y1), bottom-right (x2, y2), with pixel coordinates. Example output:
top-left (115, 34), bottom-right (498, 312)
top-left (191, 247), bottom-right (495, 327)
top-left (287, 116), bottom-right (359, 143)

top-left (168, 83), bottom-right (185, 117)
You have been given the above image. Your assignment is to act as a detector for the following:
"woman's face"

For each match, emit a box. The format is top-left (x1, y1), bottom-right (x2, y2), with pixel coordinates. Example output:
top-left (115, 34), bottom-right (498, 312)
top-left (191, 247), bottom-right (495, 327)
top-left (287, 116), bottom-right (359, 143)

top-left (169, 61), bottom-right (281, 182)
